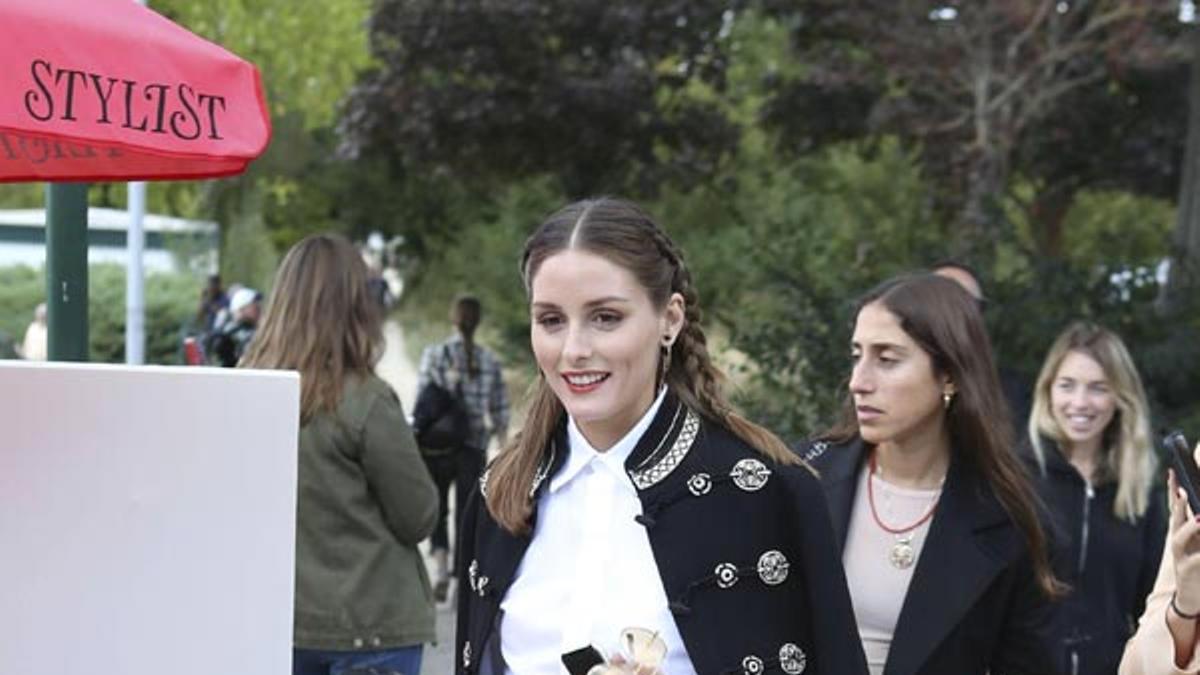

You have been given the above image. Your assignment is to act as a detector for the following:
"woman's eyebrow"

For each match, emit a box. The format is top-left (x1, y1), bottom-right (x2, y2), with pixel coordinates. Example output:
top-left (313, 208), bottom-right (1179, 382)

top-left (582, 296), bottom-right (631, 308)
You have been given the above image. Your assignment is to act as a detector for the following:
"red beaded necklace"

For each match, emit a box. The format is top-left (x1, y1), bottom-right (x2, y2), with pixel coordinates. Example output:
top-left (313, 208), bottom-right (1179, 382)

top-left (866, 451), bottom-right (941, 534)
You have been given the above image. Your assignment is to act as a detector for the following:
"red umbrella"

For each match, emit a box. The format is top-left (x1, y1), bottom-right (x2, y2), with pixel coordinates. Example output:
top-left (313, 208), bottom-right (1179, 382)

top-left (0, 0), bottom-right (271, 183)
top-left (0, 0), bottom-right (272, 361)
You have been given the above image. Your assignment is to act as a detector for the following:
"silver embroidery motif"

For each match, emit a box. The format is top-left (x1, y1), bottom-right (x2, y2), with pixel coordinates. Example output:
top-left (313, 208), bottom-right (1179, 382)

top-left (741, 655), bottom-right (764, 674)
top-left (468, 559), bottom-right (489, 595)
top-left (462, 641), bottom-right (472, 669)
top-left (478, 468), bottom-right (491, 499)
top-left (630, 409), bottom-right (700, 490)
top-left (779, 643), bottom-right (806, 674)
top-left (714, 562), bottom-right (739, 589)
top-left (801, 440), bottom-right (829, 463)
top-left (687, 472), bottom-right (712, 496)
top-left (730, 458), bottom-right (771, 492)
top-left (757, 550), bottom-right (790, 586)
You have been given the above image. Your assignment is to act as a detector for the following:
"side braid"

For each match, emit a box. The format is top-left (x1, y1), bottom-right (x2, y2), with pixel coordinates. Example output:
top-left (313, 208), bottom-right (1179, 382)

top-left (649, 226), bottom-right (804, 469)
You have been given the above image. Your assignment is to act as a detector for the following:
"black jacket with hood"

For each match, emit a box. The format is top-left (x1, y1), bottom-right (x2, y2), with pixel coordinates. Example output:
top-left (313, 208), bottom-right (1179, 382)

top-left (1023, 439), bottom-right (1167, 675)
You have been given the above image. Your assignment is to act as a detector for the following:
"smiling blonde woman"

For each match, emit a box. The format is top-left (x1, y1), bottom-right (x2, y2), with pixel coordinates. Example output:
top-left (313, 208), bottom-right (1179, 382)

top-left (1026, 322), bottom-right (1167, 675)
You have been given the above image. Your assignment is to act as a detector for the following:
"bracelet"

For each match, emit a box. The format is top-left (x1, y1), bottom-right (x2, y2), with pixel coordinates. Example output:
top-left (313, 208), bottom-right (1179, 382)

top-left (1172, 591), bottom-right (1200, 620)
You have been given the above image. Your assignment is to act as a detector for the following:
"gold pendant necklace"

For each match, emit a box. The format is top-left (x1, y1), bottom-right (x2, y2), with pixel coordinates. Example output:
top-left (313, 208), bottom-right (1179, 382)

top-left (889, 533), bottom-right (916, 569)
top-left (869, 451), bottom-right (940, 571)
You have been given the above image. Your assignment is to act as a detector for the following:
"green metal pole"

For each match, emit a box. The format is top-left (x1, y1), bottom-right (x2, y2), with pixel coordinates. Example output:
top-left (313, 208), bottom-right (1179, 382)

top-left (45, 183), bottom-right (89, 362)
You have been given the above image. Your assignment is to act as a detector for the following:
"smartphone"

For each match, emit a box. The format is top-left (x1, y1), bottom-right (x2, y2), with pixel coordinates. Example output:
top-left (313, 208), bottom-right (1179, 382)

top-left (1166, 430), bottom-right (1200, 515)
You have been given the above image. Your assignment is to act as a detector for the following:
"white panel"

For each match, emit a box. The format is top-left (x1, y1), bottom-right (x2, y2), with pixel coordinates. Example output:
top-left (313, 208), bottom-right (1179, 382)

top-left (0, 362), bottom-right (299, 675)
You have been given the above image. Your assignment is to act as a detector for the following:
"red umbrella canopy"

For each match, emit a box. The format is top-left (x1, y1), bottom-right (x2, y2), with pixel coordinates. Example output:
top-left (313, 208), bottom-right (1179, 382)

top-left (0, 0), bottom-right (271, 183)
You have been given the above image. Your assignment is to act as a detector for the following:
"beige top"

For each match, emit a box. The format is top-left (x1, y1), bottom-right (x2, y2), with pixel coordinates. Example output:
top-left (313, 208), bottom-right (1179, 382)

top-left (1120, 538), bottom-right (1200, 675)
top-left (843, 467), bottom-right (941, 675)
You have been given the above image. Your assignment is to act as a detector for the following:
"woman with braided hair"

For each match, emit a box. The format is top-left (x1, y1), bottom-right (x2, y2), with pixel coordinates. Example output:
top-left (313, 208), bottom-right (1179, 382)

top-left (455, 197), bottom-right (868, 675)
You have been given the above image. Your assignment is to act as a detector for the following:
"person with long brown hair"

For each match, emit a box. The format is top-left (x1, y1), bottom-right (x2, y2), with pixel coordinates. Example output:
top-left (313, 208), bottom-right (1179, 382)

top-left (799, 273), bottom-right (1061, 675)
top-left (455, 198), bottom-right (867, 675)
top-left (242, 233), bottom-right (439, 675)
top-left (1026, 322), bottom-right (1166, 675)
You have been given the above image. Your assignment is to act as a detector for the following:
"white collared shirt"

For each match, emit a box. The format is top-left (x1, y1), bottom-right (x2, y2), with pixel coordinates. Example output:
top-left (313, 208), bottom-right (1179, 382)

top-left (500, 389), bottom-right (697, 674)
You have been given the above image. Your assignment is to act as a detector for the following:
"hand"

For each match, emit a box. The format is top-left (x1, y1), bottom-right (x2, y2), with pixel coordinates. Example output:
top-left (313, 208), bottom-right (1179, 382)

top-left (585, 628), bottom-right (667, 675)
top-left (1170, 448), bottom-right (1200, 617)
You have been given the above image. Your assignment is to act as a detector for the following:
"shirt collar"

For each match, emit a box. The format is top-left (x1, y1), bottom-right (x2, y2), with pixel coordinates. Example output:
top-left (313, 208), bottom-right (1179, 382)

top-left (551, 387), bottom-right (668, 493)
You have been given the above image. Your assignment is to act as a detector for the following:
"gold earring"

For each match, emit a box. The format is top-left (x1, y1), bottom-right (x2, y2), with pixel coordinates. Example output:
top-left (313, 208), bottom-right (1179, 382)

top-left (942, 391), bottom-right (953, 409)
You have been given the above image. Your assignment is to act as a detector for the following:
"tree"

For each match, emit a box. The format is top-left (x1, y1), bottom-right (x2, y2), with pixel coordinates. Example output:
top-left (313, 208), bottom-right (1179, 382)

top-left (763, 0), bottom-right (1182, 257)
top-left (339, 0), bottom-right (744, 198)
top-left (1164, 27), bottom-right (1200, 311)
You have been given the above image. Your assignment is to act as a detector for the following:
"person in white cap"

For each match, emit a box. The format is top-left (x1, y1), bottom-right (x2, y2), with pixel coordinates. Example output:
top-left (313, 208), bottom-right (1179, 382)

top-left (207, 286), bottom-right (261, 367)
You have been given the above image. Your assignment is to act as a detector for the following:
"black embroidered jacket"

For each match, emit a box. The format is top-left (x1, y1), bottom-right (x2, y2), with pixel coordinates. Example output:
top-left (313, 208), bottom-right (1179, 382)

top-left (454, 392), bottom-right (869, 675)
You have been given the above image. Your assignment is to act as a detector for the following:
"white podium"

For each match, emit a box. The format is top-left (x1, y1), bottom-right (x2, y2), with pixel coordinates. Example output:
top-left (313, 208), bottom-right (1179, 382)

top-left (0, 362), bottom-right (299, 675)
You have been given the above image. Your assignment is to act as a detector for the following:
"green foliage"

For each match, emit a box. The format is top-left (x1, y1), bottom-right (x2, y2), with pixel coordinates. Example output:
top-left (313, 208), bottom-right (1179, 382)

top-left (698, 138), bottom-right (946, 438)
top-left (154, 0), bottom-right (372, 128)
top-left (1059, 191), bottom-right (1175, 268)
top-left (369, 7), bottom-right (1199, 443)
top-left (397, 177), bottom-right (563, 366)
top-left (219, 191), bottom-right (280, 293)
top-left (0, 265), bottom-right (200, 365)
top-left (341, 0), bottom-right (743, 198)
top-left (3, 4), bottom-right (1191, 444)
top-left (0, 184), bottom-right (44, 208)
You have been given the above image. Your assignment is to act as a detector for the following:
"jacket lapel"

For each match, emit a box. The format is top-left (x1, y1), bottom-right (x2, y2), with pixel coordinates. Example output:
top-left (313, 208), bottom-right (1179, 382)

top-left (488, 425), bottom-right (571, 595)
top-left (821, 438), bottom-right (866, 549)
top-left (883, 459), bottom-right (1014, 675)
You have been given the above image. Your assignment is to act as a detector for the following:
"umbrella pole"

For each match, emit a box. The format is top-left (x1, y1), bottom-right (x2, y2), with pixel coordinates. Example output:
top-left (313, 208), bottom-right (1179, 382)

top-left (125, 181), bottom-right (146, 365)
top-left (45, 183), bottom-right (89, 361)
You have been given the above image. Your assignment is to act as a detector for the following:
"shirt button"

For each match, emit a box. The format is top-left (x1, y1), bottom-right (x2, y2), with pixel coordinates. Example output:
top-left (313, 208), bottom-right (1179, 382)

top-left (353, 638), bottom-right (364, 648)
top-left (371, 637), bottom-right (381, 647)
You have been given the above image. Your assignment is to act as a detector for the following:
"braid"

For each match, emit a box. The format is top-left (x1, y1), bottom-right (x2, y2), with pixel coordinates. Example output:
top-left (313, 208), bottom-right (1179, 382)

top-left (648, 225), bottom-right (803, 469)
top-left (669, 262), bottom-right (729, 420)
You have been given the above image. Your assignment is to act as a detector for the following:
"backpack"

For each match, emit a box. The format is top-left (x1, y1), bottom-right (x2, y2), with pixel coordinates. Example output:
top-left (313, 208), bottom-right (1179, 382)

top-left (412, 344), bottom-right (471, 452)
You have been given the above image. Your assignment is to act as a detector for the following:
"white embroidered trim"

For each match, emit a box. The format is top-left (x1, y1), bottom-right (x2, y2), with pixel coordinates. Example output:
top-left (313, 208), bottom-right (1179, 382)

top-left (629, 409), bottom-right (700, 490)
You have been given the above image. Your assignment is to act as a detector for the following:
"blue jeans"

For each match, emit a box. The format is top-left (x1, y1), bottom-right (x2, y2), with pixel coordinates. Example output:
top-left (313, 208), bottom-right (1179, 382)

top-left (293, 646), bottom-right (424, 675)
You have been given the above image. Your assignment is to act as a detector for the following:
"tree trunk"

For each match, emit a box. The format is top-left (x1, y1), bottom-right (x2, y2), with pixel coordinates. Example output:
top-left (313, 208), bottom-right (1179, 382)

top-left (1031, 184), bottom-right (1074, 258)
top-left (958, 147), bottom-right (1008, 258)
top-left (1162, 27), bottom-right (1200, 312)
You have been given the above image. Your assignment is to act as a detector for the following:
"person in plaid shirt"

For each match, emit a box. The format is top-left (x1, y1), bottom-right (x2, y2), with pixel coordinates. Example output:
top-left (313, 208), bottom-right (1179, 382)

top-left (417, 295), bottom-right (510, 602)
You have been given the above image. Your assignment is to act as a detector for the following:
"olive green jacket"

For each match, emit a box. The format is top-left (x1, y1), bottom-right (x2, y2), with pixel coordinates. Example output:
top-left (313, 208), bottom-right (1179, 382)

top-left (294, 374), bottom-right (438, 650)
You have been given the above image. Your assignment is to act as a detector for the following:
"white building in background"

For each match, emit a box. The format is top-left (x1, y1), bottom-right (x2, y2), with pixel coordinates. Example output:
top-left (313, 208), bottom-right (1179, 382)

top-left (0, 207), bottom-right (218, 274)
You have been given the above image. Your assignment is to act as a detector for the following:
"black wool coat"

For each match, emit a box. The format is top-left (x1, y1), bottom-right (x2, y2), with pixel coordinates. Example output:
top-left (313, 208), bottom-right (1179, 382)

top-left (800, 436), bottom-right (1061, 675)
top-left (1022, 439), bottom-right (1167, 675)
top-left (455, 392), bottom-right (870, 675)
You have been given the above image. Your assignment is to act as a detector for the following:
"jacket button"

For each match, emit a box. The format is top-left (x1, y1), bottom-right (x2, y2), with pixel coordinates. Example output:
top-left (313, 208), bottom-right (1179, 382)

top-left (353, 638), bottom-right (364, 648)
top-left (371, 636), bottom-right (381, 647)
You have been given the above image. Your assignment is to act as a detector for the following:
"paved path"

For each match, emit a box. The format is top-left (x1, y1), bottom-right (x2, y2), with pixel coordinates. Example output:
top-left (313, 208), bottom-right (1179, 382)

top-left (375, 320), bottom-right (457, 675)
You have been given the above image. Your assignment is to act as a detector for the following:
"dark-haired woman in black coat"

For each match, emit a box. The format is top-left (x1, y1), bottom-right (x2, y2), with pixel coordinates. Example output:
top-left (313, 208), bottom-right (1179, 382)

top-left (800, 273), bottom-right (1062, 675)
